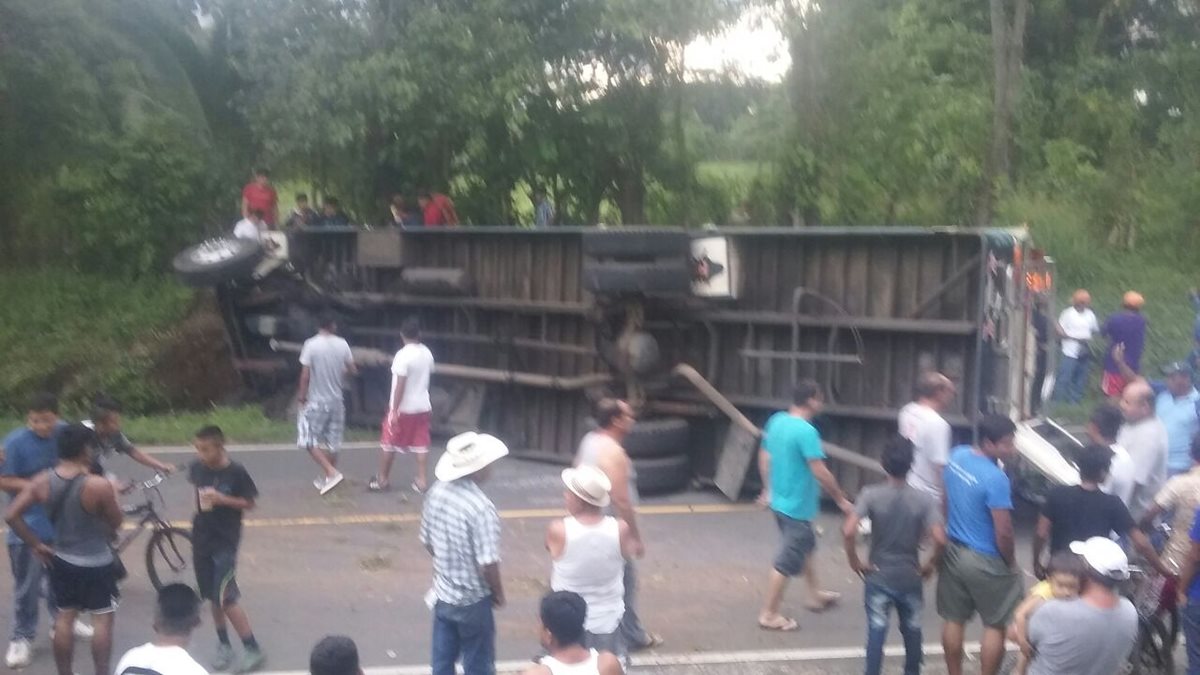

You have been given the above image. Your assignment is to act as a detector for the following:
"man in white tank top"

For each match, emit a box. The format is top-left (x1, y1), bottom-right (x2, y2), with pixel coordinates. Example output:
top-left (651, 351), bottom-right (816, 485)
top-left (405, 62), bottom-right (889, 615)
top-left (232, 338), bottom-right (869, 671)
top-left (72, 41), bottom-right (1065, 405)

top-left (522, 592), bottom-right (623, 675)
top-left (547, 467), bottom-right (634, 663)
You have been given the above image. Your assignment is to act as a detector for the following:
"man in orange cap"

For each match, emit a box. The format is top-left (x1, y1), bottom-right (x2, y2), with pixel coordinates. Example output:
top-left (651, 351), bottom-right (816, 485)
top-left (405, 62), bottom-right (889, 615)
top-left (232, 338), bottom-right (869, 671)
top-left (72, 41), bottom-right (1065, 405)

top-left (1101, 291), bottom-right (1148, 397)
top-left (1052, 289), bottom-right (1100, 404)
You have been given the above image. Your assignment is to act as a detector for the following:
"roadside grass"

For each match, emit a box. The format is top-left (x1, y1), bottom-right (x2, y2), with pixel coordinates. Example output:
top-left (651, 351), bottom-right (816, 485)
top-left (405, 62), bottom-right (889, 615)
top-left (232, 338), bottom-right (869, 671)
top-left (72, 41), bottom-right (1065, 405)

top-left (0, 406), bottom-right (376, 446)
top-left (1003, 192), bottom-right (1197, 422)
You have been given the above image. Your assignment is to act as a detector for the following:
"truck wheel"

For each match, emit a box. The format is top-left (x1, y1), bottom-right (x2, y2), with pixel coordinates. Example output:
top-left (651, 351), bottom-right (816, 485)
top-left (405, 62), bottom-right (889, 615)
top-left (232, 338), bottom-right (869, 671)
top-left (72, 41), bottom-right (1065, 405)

top-left (624, 418), bottom-right (689, 459)
top-left (581, 260), bottom-right (691, 294)
top-left (634, 454), bottom-right (692, 495)
top-left (173, 237), bottom-right (264, 287)
top-left (582, 230), bottom-right (691, 259)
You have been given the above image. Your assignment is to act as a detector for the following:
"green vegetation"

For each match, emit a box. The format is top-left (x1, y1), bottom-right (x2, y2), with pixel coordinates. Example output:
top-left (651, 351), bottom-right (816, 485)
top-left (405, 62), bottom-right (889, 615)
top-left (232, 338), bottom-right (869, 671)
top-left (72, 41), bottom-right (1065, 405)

top-left (0, 270), bottom-right (192, 416)
top-left (0, 406), bottom-right (375, 446)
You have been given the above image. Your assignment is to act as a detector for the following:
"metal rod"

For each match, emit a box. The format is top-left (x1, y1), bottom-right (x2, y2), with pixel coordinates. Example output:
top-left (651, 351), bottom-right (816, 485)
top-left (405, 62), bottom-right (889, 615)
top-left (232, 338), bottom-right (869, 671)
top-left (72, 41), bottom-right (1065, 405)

top-left (345, 327), bottom-right (597, 357)
top-left (702, 310), bottom-right (977, 335)
top-left (739, 349), bottom-right (863, 364)
top-left (908, 253), bottom-right (982, 319)
top-left (338, 292), bottom-right (589, 316)
top-left (270, 340), bottom-right (611, 391)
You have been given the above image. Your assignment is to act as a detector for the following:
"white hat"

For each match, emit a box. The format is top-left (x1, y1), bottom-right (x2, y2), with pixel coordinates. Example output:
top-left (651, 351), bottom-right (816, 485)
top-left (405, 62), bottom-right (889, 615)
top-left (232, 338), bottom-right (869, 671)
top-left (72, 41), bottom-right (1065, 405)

top-left (1069, 537), bottom-right (1130, 581)
top-left (561, 466), bottom-right (612, 508)
top-left (434, 432), bottom-right (509, 482)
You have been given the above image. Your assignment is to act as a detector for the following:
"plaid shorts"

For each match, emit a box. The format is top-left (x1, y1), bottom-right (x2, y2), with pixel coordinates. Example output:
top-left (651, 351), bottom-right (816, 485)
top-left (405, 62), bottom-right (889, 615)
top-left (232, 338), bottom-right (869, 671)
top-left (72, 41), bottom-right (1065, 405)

top-left (298, 401), bottom-right (345, 452)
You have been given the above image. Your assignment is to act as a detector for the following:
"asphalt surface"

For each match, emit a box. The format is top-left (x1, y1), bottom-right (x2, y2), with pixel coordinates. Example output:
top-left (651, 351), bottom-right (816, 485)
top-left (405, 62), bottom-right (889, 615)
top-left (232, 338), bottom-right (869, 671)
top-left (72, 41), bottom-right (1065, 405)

top-left (0, 443), bottom-right (1065, 674)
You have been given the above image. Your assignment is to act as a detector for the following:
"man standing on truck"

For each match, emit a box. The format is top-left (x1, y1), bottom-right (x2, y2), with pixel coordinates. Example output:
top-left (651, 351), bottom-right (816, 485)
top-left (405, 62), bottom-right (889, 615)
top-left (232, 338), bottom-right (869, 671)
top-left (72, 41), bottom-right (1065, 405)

top-left (938, 414), bottom-right (1023, 675)
top-left (575, 399), bottom-right (664, 652)
top-left (898, 371), bottom-right (956, 500)
top-left (756, 380), bottom-right (854, 632)
top-left (240, 168), bottom-right (278, 228)
top-left (297, 313), bottom-right (357, 495)
top-left (373, 318), bottom-right (435, 494)
top-left (1051, 289), bottom-right (1099, 405)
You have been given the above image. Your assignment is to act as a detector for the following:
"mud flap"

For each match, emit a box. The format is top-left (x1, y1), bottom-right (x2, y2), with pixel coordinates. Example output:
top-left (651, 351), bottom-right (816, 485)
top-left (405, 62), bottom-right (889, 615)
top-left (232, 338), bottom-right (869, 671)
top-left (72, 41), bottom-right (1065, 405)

top-left (714, 425), bottom-right (760, 500)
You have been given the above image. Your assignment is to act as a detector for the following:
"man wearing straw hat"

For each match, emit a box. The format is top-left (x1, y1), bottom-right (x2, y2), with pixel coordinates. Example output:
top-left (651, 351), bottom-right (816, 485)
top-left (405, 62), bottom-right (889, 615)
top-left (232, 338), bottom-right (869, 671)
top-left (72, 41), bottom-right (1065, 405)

top-left (547, 466), bottom-right (635, 665)
top-left (420, 432), bottom-right (509, 675)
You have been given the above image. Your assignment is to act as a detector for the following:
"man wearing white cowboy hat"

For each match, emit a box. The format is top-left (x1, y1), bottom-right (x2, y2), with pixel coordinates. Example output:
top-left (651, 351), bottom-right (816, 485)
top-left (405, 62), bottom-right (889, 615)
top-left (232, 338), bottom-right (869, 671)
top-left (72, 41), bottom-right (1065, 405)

top-left (547, 466), bottom-right (636, 666)
top-left (420, 432), bottom-right (509, 675)
top-left (1023, 537), bottom-right (1138, 675)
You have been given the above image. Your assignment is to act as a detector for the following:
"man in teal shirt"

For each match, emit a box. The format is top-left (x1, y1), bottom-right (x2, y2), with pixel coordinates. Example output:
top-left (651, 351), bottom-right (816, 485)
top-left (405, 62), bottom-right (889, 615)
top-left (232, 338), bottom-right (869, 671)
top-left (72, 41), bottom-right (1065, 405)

top-left (756, 379), bottom-right (853, 631)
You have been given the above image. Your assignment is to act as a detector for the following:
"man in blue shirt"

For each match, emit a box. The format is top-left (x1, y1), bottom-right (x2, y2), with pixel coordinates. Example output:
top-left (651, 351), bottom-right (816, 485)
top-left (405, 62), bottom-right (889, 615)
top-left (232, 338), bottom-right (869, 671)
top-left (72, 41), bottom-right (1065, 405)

top-left (0, 393), bottom-right (85, 669)
top-left (1178, 505), bottom-right (1200, 674)
top-left (937, 414), bottom-right (1023, 675)
top-left (756, 379), bottom-right (853, 632)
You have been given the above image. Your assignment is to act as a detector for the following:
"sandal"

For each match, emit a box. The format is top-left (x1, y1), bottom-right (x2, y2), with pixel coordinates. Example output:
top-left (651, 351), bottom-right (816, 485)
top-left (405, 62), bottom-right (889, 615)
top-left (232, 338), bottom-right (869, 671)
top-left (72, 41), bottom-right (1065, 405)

top-left (411, 481), bottom-right (426, 495)
top-left (368, 477), bottom-right (390, 492)
top-left (806, 590), bottom-right (841, 613)
top-left (758, 617), bottom-right (799, 632)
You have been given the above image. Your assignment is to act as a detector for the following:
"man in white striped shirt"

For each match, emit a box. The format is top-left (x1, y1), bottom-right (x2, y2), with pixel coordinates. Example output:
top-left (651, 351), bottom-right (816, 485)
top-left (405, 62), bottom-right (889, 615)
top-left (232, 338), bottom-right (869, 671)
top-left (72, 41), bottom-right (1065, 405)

top-left (420, 432), bottom-right (508, 675)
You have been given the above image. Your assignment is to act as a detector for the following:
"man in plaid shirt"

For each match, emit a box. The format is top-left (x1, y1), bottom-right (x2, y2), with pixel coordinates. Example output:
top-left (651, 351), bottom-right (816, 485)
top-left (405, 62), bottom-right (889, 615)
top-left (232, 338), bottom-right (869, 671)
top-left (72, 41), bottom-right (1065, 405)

top-left (421, 432), bottom-right (509, 675)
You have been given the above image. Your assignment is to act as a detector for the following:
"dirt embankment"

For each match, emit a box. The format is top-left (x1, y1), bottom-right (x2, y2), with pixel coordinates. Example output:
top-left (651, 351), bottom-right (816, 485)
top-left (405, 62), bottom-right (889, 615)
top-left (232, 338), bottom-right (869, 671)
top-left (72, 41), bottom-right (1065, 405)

top-left (151, 291), bottom-right (242, 409)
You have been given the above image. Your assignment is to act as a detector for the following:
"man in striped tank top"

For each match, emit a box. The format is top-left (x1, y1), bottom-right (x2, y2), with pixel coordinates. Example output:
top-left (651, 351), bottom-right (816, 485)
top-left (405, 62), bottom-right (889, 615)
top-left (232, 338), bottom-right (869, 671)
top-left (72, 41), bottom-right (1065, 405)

top-left (547, 466), bottom-right (635, 664)
top-left (523, 592), bottom-right (623, 675)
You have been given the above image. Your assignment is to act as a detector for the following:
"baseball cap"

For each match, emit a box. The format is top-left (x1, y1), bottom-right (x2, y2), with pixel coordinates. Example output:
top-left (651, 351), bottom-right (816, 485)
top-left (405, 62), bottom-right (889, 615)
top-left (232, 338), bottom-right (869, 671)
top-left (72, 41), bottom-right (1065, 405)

top-left (1163, 361), bottom-right (1192, 377)
top-left (1069, 537), bottom-right (1130, 581)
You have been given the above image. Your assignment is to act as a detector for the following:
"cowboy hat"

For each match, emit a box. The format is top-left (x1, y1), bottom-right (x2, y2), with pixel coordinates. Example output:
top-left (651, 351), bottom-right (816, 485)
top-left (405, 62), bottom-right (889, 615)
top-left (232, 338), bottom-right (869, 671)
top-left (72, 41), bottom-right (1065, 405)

top-left (561, 466), bottom-right (612, 508)
top-left (434, 432), bottom-right (509, 482)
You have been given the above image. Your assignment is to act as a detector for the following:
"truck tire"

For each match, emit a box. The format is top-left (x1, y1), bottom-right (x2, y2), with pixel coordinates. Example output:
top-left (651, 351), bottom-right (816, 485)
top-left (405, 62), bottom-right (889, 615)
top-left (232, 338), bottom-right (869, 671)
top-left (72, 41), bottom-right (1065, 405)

top-left (624, 417), bottom-right (689, 459)
top-left (582, 230), bottom-right (691, 259)
top-left (634, 454), bottom-right (691, 495)
top-left (400, 267), bottom-right (474, 296)
top-left (173, 237), bottom-right (264, 286)
top-left (581, 259), bottom-right (691, 294)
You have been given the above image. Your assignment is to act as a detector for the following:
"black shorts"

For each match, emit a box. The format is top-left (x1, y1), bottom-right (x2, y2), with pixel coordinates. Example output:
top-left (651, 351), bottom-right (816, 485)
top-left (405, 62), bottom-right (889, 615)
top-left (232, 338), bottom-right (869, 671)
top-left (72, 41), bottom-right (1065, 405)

top-left (50, 557), bottom-right (119, 613)
top-left (194, 545), bottom-right (241, 604)
top-left (773, 512), bottom-right (816, 577)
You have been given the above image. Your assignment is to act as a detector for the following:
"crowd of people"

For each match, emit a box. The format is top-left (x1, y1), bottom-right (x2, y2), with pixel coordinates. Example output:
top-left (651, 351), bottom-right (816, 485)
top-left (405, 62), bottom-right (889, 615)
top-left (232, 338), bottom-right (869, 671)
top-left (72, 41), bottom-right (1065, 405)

top-left (7, 280), bottom-right (1200, 675)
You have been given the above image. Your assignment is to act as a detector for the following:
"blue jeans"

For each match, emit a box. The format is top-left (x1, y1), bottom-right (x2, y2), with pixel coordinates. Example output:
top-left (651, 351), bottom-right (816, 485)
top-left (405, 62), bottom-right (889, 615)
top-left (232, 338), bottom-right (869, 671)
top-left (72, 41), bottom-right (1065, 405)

top-left (1185, 600), bottom-right (1200, 675)
top-left (432, 598), bottom-right (495, 675)
top-left (864, 580), bottom-right (923, 675)
top-left (9, 541), bottom-right (57, 640)
top-left (1052, 354), bottom-right (1089, 404)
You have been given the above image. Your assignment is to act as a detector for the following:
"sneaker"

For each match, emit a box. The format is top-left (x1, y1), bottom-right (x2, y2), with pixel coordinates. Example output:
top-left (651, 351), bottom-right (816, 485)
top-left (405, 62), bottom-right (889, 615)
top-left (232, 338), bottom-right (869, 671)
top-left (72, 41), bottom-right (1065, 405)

top-left (213, 644), bottom-right (235, 672)
top-left (5, 639), bottom-right (32, 669)
top-left (72, 619), bottom-right (94, 640)
top-left (312, 477), bottom-right (323, 491)
top-left (319, 472), bottom-right (344, 496)
top-left (234, 646), bottom-right (266, 674)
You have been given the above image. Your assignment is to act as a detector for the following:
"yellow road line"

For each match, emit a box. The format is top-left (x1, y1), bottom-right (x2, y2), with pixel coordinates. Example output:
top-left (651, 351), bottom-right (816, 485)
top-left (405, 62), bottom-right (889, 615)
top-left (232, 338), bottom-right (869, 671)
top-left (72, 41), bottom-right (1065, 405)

top-left (147, 502), bottom-right (758, 530)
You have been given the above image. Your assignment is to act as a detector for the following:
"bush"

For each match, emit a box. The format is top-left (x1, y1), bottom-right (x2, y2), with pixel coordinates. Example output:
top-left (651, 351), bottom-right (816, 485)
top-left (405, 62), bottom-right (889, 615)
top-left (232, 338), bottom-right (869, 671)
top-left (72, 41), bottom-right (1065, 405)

top-left (0, 270), bottom-right (193, 416)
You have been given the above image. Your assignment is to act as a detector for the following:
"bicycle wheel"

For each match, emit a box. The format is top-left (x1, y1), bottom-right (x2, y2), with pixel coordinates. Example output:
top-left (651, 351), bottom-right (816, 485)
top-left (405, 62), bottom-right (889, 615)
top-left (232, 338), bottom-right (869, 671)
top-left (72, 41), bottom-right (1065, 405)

top-left (145, 527), bottom-right (193, 591)
top-left (1128, 615), bottom-right (1174, 675)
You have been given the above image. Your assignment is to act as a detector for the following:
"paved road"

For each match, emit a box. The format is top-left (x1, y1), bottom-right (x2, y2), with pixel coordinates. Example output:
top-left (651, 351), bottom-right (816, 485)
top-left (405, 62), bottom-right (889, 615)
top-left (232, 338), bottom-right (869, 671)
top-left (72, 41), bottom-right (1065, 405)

top-left (0, 443), bottom-right (1071, 674)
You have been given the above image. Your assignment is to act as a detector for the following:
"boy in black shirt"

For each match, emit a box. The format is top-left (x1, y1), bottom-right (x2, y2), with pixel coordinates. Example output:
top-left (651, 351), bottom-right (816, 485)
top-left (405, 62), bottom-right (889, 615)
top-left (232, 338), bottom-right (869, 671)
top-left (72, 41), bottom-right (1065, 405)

top-left (188, 426), bottom-right (265, 673)
top-left (1034, 443), bottom-right (1172, 580)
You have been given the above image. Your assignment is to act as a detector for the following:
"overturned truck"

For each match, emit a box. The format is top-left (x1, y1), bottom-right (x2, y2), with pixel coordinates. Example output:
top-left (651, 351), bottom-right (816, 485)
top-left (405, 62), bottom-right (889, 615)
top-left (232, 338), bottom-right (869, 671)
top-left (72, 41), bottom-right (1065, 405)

top-left (175, 225), bottom-right (1056, 497)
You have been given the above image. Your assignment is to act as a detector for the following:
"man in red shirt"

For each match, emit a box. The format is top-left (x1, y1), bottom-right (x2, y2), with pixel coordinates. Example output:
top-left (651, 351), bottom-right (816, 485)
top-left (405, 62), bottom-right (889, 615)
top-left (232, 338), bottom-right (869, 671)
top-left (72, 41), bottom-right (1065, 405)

top-left (418, 189), bottom-right (459, 227)
top-left (241, 168), bottom-right (279, 228)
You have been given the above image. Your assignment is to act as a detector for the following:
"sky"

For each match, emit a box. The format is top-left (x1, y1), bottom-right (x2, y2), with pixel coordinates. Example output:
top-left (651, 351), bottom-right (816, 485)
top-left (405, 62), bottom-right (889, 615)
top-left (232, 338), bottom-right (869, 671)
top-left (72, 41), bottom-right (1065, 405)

top-left (684, 7), bottom-right (791, 82)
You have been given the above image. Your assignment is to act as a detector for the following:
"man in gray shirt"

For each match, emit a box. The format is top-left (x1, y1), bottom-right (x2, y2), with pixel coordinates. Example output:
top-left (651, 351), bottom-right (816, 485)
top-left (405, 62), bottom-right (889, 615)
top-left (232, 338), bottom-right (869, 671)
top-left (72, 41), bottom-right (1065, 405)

top-left (1026, 536), bottom-right (1137, 675)
top-left (296, 313), bottom-right (357, 495)
top-left (1117, 381), bottom-right (1169, 518)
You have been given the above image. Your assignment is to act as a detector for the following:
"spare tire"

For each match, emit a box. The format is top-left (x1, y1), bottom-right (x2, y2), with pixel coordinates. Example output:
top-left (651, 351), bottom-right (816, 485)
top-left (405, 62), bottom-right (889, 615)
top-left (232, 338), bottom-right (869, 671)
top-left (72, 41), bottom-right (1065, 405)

top-left (634, 454), bottom-right (691, 495)
top-left (582, 230), bottom-right (691, 259)
top-left (173, 237), bottom-right (264, 287)
top-left (624, 417), bottom-right (689, 459)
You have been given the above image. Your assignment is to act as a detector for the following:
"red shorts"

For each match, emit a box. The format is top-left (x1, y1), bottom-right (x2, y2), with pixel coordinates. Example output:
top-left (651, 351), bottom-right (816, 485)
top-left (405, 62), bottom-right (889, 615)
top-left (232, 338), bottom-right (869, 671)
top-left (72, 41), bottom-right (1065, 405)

top-left (381, 412), bottom-right (431, 452)
top-left (1101, 371), bottom-right (1128, 397)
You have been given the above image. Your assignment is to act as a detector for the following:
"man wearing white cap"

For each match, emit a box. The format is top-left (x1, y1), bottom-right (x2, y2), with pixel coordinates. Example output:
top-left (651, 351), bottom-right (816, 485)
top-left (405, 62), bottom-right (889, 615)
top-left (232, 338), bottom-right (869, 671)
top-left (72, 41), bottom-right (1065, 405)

top-left (1023, 537), bottom-right (1138, 675)
top-left (420, 432), bottom-right (509, 675)
top-left (547, 466), bottom-right (635, 665)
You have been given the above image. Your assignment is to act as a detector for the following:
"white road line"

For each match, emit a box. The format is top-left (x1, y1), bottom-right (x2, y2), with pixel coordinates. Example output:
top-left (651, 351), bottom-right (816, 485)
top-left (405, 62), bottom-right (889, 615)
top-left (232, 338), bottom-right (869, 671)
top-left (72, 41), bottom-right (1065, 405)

top-left (237, 642), bottom-right (992, 675)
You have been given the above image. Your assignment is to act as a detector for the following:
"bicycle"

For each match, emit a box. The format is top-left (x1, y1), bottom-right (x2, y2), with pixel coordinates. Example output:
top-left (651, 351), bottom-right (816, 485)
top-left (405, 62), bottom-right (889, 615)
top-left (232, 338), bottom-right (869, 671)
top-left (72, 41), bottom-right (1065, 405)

top-left (114, 473), bottom-right (194, 591)
top-left (1123, 524), bottom-right (1180, 675)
